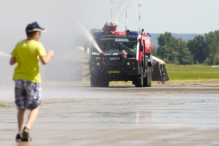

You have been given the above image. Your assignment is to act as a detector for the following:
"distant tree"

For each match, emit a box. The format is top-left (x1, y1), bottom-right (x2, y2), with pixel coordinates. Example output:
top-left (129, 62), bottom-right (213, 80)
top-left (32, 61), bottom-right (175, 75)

top-left (178, 47), bottom-right (193, 64)
top-left (173, 38), bottom-right (193, 64)
top-left (187, 35), bottom-right (207, 64)
top-left (152, 46), bottom-right (157, 56)
top-left (157, 32), bottom-right (192, 64)
top-left (156, 30), bottom-right (219, 65)
top-left (157, 45), bottom-right (177, 63)
top-left (157, 32), bottom-right (175, 63)
top-left (157, 32), bottom-right (175, 46)
top-left (172, 38), bottom-right (186, 52)
top-left (204, 30), bottom-right (219, 65)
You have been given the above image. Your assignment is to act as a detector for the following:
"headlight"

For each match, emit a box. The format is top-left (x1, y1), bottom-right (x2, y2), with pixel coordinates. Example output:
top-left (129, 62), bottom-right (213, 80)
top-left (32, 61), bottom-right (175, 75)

top-left (127, 62), bottom-right (130, 65)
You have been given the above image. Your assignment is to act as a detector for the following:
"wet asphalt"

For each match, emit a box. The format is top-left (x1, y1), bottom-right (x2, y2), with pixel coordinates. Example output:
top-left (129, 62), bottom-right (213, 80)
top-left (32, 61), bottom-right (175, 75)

top-left (0, 83), bottom-right (219, 146)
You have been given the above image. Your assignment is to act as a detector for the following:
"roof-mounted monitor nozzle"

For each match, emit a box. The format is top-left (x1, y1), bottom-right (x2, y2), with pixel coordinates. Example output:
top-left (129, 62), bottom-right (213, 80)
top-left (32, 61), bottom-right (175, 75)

top-left (102, 22), bottom-right (118, 34)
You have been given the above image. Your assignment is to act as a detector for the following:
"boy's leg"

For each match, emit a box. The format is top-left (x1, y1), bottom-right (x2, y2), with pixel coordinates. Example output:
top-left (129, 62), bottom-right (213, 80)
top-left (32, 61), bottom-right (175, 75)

top-left (17, 109), bottom-right (26, 134)
top-left (22, 107), bottom-right (39, 141)
top-left (14, 80), bottom-right (26, 135)
top-left (25, 81), bottom-right (41, 129)
top-left (26, 107), bottom-right (39, 129)
top-left (22, 81), bottom-right (41, 141)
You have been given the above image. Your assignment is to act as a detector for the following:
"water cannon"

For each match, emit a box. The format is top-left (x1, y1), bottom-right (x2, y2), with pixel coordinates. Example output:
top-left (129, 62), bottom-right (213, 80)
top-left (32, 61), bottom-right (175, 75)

top-left (100, 50), bottom-right (106, 56)
top-left (102, 22), bottom-right (118, 34)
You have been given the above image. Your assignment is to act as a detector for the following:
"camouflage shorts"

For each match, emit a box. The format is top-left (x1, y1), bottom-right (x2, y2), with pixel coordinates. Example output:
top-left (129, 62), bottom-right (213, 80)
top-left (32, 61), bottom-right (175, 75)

top-left (14, 80), bottom-right (41, 110)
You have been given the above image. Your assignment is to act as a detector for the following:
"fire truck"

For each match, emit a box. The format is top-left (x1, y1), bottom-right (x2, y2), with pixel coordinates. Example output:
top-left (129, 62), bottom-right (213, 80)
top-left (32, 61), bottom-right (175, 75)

top-left (85, 22), bottom-right (153, 87)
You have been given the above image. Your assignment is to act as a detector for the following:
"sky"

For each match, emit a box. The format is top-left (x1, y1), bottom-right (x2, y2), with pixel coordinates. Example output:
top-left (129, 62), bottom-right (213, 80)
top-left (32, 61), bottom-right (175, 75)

top-left (0, 0), bottom-right (219, 54)
top-left (0, 0), bottom-right (219, 86)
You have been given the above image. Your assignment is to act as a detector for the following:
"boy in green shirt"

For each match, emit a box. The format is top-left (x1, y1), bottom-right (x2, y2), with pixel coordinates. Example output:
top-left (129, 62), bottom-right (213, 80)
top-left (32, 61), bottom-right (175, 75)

top-left (10, 22), bottom-right (55, 141)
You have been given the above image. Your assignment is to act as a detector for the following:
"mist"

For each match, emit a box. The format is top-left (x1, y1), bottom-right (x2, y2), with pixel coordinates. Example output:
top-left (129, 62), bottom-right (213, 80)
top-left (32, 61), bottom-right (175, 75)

top-left (0, 0), bottom-right (132, 87)
top-left (1, 0), bottom-right (219, 87)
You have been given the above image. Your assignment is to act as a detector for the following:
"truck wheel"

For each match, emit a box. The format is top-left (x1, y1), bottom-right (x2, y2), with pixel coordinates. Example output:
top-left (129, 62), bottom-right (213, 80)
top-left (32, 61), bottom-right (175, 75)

top-left (91, 76), bottom-right (98, 87)
top-left (148, 66), bottom-right (152, 87)
top-left (135, 67), bottom-right (143, 87)
top-left (99, 79), bottom-right (109, 87)
top-left (143, 66), bottom-right (152, 87)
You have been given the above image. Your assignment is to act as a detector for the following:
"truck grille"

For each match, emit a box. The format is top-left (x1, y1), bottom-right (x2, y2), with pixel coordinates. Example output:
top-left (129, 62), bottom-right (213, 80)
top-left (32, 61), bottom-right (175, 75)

top-left (104, 60), bottom-right (126, 67)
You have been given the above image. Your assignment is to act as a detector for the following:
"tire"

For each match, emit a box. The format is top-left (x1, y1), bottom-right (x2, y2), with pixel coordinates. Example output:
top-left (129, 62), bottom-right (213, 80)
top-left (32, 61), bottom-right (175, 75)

top-left (91, 75), bottom-right (109, 87)
top-left (135, 67), bottom-right (143, 87)
top-left (148, 66), bottom-right (152, 87)
top-left (91, 75), bottom-right (98, 87)
top-left (143, 66), bottom-right (152, 87)
top-left (99, 79), bottom-right (109, 87)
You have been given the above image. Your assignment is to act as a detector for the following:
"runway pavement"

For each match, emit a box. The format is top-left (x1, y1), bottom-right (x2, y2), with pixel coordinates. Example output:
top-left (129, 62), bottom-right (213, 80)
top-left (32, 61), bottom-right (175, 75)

top-left (1, 83), bottom-right (219, 146)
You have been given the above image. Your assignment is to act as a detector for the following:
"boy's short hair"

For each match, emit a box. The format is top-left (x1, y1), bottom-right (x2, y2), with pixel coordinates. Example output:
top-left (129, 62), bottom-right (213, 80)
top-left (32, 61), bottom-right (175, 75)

top-left (26, 31), bottom-right (37, 38)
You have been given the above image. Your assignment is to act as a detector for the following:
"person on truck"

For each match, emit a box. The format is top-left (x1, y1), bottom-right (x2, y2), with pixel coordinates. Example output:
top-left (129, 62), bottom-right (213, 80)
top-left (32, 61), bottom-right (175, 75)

top-left (129, 45), bottom-right (136, 54)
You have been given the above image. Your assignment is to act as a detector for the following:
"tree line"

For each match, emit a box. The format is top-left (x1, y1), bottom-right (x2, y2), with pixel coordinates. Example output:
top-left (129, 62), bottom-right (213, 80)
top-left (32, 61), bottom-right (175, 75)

top-left (153, 30), bottom-right (219, 65)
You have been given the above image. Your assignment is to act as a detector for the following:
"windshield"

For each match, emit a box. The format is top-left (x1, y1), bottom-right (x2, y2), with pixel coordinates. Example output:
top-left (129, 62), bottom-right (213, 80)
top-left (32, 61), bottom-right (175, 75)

top-left (91, 37), bottom-right (137, 55)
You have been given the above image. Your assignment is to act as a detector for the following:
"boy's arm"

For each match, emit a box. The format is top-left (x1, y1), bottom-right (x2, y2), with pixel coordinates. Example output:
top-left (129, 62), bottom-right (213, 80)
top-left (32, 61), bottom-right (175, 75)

top-left (40, 50), bottom-right (55, 65)
top-left (10, 57), bottom-right (17, 65)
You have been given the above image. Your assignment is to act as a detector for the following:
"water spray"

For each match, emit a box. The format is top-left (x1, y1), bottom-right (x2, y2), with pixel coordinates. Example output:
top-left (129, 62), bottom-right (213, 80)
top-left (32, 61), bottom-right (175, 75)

top-left (112, 0), bottom-right (130, 22)
top-left (71, 12), bottom-right (102, 54)
top-left (67, 0), bottom-right (130, 55)
top-left (0, 51), bottom-right (10, 57)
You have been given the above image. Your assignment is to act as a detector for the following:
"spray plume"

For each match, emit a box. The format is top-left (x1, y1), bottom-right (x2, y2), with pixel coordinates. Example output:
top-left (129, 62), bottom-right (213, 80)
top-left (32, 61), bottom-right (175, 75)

top-left (71, 12), bottom-right (102, 53)
top-left (67, 0), bottom-right (130, 54)
top-left (0, 51), bottom-right (10, 57)
top-left (112, 0), bottom-right (130, 22)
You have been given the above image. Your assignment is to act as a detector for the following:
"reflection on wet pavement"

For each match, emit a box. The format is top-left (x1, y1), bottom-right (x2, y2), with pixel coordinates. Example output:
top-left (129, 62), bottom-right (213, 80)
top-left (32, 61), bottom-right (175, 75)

top-left (1, 85), bottom-right (219, 146)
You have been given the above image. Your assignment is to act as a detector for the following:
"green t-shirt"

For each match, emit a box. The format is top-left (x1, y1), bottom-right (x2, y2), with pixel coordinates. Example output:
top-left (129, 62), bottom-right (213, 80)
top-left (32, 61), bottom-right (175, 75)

top-left (11, 40), bottom-right (47, 83)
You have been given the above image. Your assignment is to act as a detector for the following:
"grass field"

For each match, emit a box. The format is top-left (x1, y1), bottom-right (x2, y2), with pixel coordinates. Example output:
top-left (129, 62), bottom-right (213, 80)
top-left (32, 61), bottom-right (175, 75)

top-left (110, 64), bottom-right (219, 85)
top-left (0, 104), bottom-right (6, 108)
top-left (166, 64), bottom-right (219, 80)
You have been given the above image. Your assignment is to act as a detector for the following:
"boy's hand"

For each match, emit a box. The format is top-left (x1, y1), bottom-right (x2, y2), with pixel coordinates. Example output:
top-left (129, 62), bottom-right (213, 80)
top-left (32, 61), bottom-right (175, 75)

top-left (40, 50), bottom-right (55, 65)
top-left (47, 50), bottom-right (55, 57)
top-left (10, 57), bottom-right (17, 65)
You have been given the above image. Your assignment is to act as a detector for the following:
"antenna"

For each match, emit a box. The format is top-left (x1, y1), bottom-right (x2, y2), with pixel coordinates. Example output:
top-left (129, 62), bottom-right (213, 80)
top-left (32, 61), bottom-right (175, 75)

top-left (138, 4), bottom-right (142, 32)
top-left (125, 9), bottom-right (127, 31)
top-left (110, 0), bottom-right (114, 21)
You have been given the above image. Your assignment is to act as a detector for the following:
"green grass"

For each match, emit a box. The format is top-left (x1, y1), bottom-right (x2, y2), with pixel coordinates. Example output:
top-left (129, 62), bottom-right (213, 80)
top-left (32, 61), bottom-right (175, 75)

top-left (166, 64), bottom-right (219, 80)
top-left (0, 104), bottom-right (6, 108)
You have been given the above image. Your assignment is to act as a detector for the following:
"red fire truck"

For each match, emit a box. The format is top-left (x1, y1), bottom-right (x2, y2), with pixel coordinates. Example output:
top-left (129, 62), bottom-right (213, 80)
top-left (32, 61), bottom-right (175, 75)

top-left (86, 22), bottom-right (153, 87)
